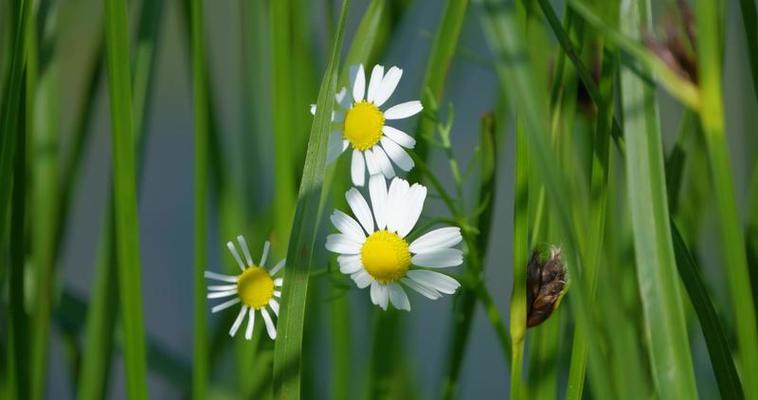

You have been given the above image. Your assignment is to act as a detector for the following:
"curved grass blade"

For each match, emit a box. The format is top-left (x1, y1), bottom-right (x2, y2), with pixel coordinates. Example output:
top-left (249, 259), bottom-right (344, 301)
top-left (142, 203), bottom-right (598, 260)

top-left (618, 1), bottom-right (697, 397)
top-left (272, 1), bottom-right (350, 398)
top-left (695, 0), bottom-right (758, 396)
top-left (103, 0), bottom-right (148, 395)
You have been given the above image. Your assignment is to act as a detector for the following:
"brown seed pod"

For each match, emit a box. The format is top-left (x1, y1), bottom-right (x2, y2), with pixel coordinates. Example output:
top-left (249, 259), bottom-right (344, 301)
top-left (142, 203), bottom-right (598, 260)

top-left (526, 246), bottom-right (568, 328)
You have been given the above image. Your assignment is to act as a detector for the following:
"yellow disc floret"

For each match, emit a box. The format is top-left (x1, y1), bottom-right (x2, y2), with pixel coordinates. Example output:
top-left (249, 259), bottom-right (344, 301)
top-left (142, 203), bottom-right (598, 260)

top-left (344, 101), bottom-right (384, 150)
top-left (361, 230), bottom-right (411, 283)
top-left (237, 266), bottom-right (275, 309)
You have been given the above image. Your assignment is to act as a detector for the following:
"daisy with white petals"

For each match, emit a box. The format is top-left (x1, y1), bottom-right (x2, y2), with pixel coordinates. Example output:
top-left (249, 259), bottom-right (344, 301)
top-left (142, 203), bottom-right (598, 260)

top-left (325, 175), bottom-right (464, 311)
top-left (311, 64), bottom-right (422, 186)
top-left (205, 236), bottom-right (285, 340)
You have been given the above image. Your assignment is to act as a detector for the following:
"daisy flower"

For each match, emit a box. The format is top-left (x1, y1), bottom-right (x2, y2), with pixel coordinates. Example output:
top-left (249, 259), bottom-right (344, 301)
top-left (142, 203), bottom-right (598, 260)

top-left (311, 64), bottom-right (422, 186)
top-left (205, 235), bottom-right (285, 340)
top-left (325, 175), bottom-right (463, 310)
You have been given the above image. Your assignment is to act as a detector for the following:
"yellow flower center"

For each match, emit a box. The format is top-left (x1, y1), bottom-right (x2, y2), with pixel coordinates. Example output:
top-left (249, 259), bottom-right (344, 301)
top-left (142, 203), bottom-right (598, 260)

top-left (361, 230), bottom-right (411, 284)
top-left (344, 101), bottom-right (384, 150)
top-left (237, 266), bottom-right (274, 309)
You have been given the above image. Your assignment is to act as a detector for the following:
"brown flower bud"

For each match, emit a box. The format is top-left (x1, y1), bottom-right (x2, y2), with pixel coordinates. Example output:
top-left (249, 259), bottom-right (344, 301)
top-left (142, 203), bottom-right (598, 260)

top-left (526, 246), bottom-right (568, 328)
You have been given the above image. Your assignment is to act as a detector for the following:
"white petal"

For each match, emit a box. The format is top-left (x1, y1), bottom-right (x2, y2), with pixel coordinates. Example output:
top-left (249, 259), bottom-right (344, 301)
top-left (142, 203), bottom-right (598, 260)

top-left (387, 283), bottom-right (411, 311)
top-left (327, 132), bottom-right (347, 163)
top-left (382, 125), bottom-right (416, 148)
top-left (269, 259), bottom-right (285, 276)
top-left (409, 227), bottom-right (463, 254)
top-left (237, 236), bottom-right (254, 267)
top-left (407, 270), bottom-right (460, 294)
top-left (351, 270), bottom-right (373, 289)
top-left (412, 248), bottom-right (464, 268)
top-left (398, 183), bottom-right (427, 238)
top-left (401, 277), bottom-right (442, 300)
top-left (309, 104), bottom-right (316, 115)
top-left (346, 188), bottom-right (375, 234)
top-left (363, 148), bottom-right (381, 175)
top-left (325, 234), bottom-right (362, 254)
top-left (368, 174), bottom-right (389, 230)
top-left (207, 289), bottom-right (237, 299)
top-left (330, 210), bottom-right (366, 242)
top-left (260, 241), bottom-right (271, 267)
top-left (366, 65), bottom-right (385, 103)
top-left (261, 308), bottom-right (277, 339)
top-left (351, 150), bottom-right (366, 186)
top-left (269, 299), bottom-right (280, 316)
top-left (273, 290), bottom-right (282, 297)
top-left (381, 137), bottom-right (414, 171)
top-left (372, 146), bottom-right (395, 179)
top-left (384, 101), bottom-right (423, 120)
top-left (226, 242), bottom-right (246, 271)
top-left (208, 284), bottom-right (237, 291)
top-left (245, 308), bottom-right (256, 340)
top-left (204, 271), bottom-right (238, 283)
top-left (374, 66), bottom-right (403, 107)
top-left (352, 64), bottom-right (366, 102)
top-left (370, 282), bottom-right (389, 310)
top-left (385, 178), bottom-right (410, 234)
top-left (336, 87), bottom-right (348, 107)
top-left (229, 306), bottom-right (248, 337)
top-left (338, 254), bottom-right (363, 274)
top-left (274, 278), bottom-right (283, 287)
top-left (211, 298), bottom-right (240, 313)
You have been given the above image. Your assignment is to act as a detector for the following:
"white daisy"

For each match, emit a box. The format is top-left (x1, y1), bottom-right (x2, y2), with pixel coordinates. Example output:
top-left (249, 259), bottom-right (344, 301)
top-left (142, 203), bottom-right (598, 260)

top-left (205, 235), bottom-right (285, 340)
top-left (310, 64), bottom-right (422, 186)
top-left (325, 175), bottom-right (463, 310)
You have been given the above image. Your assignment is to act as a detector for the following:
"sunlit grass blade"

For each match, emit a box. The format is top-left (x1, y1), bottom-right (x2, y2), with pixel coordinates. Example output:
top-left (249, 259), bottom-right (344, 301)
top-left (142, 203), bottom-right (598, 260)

top-left (272, 1), bottom-right (350, 398)
top-left (103, 0), bottom-right (148, 396)
top-left (670, 221), bottom-right (744, 399)
top-left (737, 0), bottom-right (758, 101)
top-left (568, 0), bottom-right (700, 110)
top-left (618, 1), bottom-right (697, 397)
top-left (695, 0), bottom-right (758, 396)
top-left (190, 0), bottom-right (209, 397)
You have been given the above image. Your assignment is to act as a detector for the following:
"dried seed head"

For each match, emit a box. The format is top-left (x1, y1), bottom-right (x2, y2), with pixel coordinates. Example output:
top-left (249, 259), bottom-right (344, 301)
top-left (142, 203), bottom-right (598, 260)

top-left (526, 246), bottom-right (568, 328)
top-left (643, 1), bottom-right (698, 83)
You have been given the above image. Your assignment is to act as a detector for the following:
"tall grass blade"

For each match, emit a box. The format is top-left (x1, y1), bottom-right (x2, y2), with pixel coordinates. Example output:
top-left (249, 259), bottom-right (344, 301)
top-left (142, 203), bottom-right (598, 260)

top-left (618, 1), bottom-right (697, 397)
top-left (737, 0), bottom-right (758, 101)
top-left (695, 0), bottom-right (758, 396)
top-left (272, 1), bottom-right (350, 398)
top-left (103, 0), bottom-right (148, 395)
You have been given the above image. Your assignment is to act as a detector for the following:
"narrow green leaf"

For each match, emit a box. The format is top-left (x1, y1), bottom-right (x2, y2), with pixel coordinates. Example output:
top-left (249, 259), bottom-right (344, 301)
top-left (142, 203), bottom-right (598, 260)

top-left (737, 0), bottom-right (758, 102)
top-left (695, 0), bottom-right (758, 396)
top-left (103, 0), bottom-right (148, 396)
top-left (190, 0), bottom-right (209, 397)
top-left (272, 1), bottom-right (351, 398)
top-left (618, 1), bottom-right (697, 397)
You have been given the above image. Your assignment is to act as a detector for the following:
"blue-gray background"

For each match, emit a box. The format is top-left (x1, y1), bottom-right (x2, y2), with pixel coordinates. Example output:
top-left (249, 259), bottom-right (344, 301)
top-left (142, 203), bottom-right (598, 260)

top-left (48, 0), bottom-right (756, 398)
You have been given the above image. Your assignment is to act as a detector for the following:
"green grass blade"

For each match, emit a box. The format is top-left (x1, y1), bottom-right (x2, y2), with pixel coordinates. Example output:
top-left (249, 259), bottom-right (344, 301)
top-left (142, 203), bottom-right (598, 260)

top-left (737, 0), bottom-right (758, 102)
top-left (272, 1), bottom-right (350, 398)
top-left (695, 0), bottom-right (758, 396)
top-left (618, 1), bottom-right (697, 397)
top-left (103, 0), bottom-right (148, 395)
top-left (671, 221), bottom-right (744, 399)
top-left (190, 0), bottom-right (209, 397)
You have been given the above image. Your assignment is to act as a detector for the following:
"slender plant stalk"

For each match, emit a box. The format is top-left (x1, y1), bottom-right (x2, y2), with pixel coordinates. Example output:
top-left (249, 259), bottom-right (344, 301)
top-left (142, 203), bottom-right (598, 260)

top-left (190, 0), bottom-right (209, 397)
top-left (695, 0), bottom-right (758, 396)
top-left (103, 0), bottom-right (148, 396)
top-left (272, 1), bottom-right (350, 398)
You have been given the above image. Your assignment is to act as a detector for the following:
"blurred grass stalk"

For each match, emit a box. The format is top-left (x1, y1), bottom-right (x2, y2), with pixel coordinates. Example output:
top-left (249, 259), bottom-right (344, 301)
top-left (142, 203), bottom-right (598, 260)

top-left (695, 0), bottom-right (758, 396)
top-left (190, 0), bottom-right (209, 397)
top-left (103, 0), bottom-right (149, 396)
top-left (272, 1), bottom-right (350, 398)
top-left (619, 0), bottom-right (697, 398)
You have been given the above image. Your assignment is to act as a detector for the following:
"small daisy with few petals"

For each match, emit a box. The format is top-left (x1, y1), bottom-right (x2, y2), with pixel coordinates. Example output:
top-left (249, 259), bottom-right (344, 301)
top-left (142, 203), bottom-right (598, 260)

top-left (325, 175), bottom-right (464, 310)
top-left (311, 64), bottom-right (422, 186)
top-left (205, 236), bottom-right (284, 340)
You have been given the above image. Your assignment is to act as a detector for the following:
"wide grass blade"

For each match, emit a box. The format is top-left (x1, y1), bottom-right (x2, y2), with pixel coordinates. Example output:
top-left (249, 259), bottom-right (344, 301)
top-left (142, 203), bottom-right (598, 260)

top-left (618, 1), bottom-right (697, 397)
top-left (190, 0), bottom-right (209, 397)
top-left (695, 0), bottom-right (758, 396)
top-left (103, 0), bottom-right (148, 396)
top-left (272, 1), bottom-right (350, 398)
